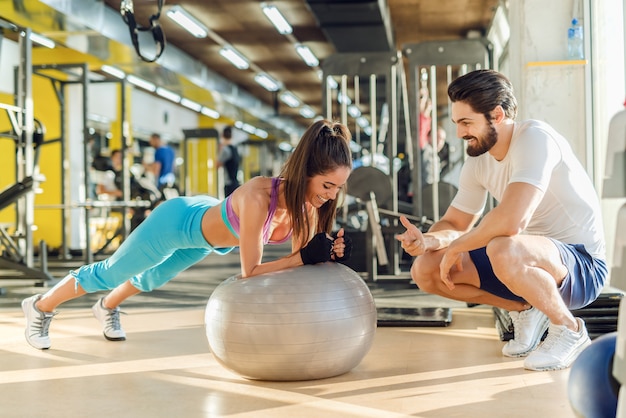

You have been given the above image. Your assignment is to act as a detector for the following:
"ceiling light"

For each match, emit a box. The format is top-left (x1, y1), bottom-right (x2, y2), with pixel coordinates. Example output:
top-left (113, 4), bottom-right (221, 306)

top-left (127, 75), bottom-right (156, 92)
top-left (255, 128), bottom-right (268, 139)
top-left (326, 76), bottom-right (338, 89)
top-left (279, 91), bottom-right (300, 108)
top-left (180, 98), bottom-right (202, 112)
top-left (254, 73), bottom-right (281, 92)
top-left (261, 3), bottom-right (292, 35)
top-left (201, 106), bottom-right (220, 119)
top-left (241, 123), bottom-right (257, 135)
top-left (299, 106), bottom-right (315, 118)
top-left (219, 46), bottom-right (250, 70)
top-left (166, 5), bottom-right (208, 38)
top-left (156, 87), bottom-right (181, 103)
top-left (295, 44), bottom-right (319, 67)
top-left (338, 93), bottom-right (352, 105)
top-left (30, 32), bottom-right (55, 49)
top-left (357, 116), bottom-right (369, 128)
top-left (101, 65), bottom-right (125, 79)
top-left (348, 104), bottom-right (362, 118)
top-left (278, 141), bottom-right (293, 152)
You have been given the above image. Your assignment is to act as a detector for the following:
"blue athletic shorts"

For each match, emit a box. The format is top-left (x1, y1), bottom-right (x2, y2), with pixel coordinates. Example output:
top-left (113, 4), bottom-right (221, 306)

top-left (469, 239), bottom-right (607, 310)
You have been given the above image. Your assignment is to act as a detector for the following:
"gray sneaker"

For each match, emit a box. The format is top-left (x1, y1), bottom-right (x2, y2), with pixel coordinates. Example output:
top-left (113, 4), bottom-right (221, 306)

top-left (22, 294), bottom-right (55, 350)
top-left (524, 317), bottom-right (591, 371)
top-left (501, 307), bottom-right (549, 357)
top-left (92, 298), bottom-right (126, 341)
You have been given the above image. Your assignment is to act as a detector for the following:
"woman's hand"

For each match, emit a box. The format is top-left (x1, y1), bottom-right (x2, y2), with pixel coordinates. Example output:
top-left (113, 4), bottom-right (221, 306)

top-left (331, 228), bottom-right (352, 261)
top-left (300, 232), bottom-right (334, 265)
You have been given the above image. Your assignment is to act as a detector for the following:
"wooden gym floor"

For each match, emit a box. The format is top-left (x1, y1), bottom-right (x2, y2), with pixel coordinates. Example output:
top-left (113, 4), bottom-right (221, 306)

top-left (0, 244), bottom-right (578, 417)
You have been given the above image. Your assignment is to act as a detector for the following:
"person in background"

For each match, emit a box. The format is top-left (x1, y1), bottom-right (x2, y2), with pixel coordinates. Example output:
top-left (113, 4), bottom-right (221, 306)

top-left (217, 126), bottom-right (241, 197)
top-left (96, 149), bottom-right (161, 230)
top-left (396, 70), bottom-right (607, 372)
top-left (418, 86), bottom-right (433, 150)
top-left (422, 125), bottom-right (450, 186)
top-left (22, 119), bottom-right (354, 350)
top-left (146, 133), bottom-right (175, 190)
top-left (95, 149), bottom-right (123, 200)
top-left (418, 84), bottom-right (451, 186)
top-left (396, 153), bottom-right (412, 203)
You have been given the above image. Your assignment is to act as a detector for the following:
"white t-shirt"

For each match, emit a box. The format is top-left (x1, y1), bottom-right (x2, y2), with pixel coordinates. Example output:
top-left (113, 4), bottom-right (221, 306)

top-left (450, 119), bottom-right (605, 259)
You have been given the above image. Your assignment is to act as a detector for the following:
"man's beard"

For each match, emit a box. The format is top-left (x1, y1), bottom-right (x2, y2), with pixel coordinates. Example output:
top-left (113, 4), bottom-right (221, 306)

top-left (464, 122), bottom-right (498, 157)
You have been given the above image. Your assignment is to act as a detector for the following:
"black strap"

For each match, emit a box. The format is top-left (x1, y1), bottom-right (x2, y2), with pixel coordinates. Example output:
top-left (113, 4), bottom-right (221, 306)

top-left (120, 0), bottom-right (166, 63)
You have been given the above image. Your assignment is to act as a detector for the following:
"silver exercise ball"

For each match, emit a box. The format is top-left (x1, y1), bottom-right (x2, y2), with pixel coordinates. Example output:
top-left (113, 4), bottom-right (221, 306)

top-left (205, 262), bottom-right (377, 381)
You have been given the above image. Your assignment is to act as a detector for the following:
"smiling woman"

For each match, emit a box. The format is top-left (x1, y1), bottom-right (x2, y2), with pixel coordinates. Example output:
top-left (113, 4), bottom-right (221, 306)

top-left (21, 119), bottom-right (355, 351)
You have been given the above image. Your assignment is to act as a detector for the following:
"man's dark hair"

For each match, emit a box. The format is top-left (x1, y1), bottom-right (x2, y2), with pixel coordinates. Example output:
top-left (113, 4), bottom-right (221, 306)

top-left (448, 69), bottom-right (518, 121)
top-left (223, 126), bottom-right (232, 139)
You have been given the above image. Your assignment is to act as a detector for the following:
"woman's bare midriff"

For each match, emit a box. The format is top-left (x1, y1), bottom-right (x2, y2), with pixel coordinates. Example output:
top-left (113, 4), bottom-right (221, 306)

top-left (200, 176), bottom-right (291, 248)
top-left (200, 203), bottom-right (239, 248)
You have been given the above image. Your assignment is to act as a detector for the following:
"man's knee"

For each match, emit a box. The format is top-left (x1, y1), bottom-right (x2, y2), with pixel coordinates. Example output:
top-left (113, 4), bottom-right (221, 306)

top-left (410, 254), bottom-right (440, 293)
top-left (486, 237), bottom-right (520, 278)
top-left (485, 237), bottom-right (532, 296)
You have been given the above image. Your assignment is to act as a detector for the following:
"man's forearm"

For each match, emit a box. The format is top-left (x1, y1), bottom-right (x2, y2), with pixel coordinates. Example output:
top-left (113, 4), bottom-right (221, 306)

top-left (423, 228), bottom-right (464, 252)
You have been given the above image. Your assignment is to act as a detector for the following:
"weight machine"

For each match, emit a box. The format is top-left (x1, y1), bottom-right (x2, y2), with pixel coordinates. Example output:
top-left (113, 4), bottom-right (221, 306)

top-left (403, 39), bottom-right (493, 221)
top-left (322, 51), bottom-right (417, 282)
top-left (31, 63), bottom-right (152, 264)
top-left (0, 21), bottom-right (53, 283)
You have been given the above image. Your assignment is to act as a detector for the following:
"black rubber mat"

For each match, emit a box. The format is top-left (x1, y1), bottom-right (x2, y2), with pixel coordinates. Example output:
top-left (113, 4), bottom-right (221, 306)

top-left (377, 306), bottom-right (453, 327)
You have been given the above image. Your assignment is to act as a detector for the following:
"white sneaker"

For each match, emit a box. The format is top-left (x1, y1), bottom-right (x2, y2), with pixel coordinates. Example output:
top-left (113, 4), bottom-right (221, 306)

top-left (22, 294), bottom-right (55, 350)
top-left (524, 317), bottom-right (591, 371)
top-left (92, 298), bottom-right (126, 341)
top-left (501, 307), bottom-right (549, 357)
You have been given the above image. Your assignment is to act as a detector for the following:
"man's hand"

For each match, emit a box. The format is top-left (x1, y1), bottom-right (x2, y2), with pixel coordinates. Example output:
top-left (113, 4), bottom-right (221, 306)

top-left (439, 243), bottom-right (464, 291)
top-left (395, 216), bottom-right (427, 257)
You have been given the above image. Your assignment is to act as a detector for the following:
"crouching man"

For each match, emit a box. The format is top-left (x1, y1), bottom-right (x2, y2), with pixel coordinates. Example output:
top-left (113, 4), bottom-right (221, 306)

top-left (397, 69), bottom-right (607, 371)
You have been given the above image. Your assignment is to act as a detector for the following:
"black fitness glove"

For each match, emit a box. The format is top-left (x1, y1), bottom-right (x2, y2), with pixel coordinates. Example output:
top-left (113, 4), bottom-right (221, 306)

top-left (332, 231), bottom-right (352, 262)
top-left (300, 232), bottom-right (333, 265)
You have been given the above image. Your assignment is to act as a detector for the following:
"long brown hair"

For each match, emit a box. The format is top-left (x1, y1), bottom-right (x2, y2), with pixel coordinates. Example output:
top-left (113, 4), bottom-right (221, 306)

top-left (279, 120), bottom-right (352, 247)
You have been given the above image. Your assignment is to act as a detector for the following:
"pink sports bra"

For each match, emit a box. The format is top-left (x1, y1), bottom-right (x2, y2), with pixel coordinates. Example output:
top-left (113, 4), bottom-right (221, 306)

top-left (221, 177), bottom-right (292, 245)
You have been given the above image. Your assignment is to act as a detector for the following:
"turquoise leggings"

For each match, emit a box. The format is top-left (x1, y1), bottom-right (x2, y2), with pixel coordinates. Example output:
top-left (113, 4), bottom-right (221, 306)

top-left (72, 195), bottom-right (233, 293)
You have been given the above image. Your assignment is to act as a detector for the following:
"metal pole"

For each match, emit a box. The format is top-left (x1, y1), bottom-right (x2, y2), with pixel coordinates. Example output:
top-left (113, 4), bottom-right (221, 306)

top-left (369, 74), bottom-right (377, 161)
top-left (390, 63), bottom-right (398, 214)
top-left (182, 136), bottom-right (188, 196)
top-left (340, 74), bottom-right (348, 125)
top-left (120, 78), bottom-right (130, 238)
top-left (429, 65), bottom-right (440, 221)
top-left (354, 75), bottom-right (361, 151)
top-left (324, 76), bottom-right (332, 120)
top-left (17, 27), bottom-right (35, 267)
top-left (81, 63), bottom-right (93, 264)
top-left (59, 80), bottom-right (69, 260)
top-left (389, 62), bottom-right (400, 275)
top-left (413, 66), bottom-right (423, 219)
top-left (400, 58), bottom-right (414, 171)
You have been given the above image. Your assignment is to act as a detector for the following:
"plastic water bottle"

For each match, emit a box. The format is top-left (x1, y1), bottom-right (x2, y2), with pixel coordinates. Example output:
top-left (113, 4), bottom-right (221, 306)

top-left (567, 18), bottom-right (584, 60)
